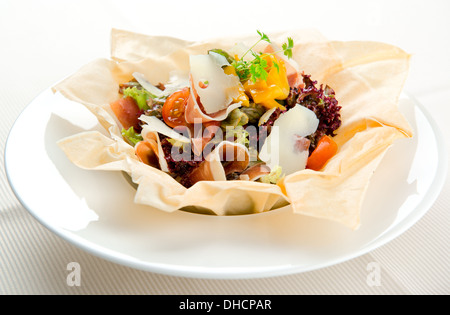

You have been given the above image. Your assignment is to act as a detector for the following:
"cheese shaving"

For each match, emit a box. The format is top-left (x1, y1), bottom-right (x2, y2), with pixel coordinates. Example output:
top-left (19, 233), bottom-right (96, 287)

top-left (259, 105), bottom-right (319, 175)
top-left (189, 53), bottom-right (242, 114)
top-left (139, 115), bottom-right (190, 143)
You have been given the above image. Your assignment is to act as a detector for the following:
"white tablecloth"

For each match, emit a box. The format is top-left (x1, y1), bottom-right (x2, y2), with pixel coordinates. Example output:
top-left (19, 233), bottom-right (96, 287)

top-left (1, 0), bottom-right (449, 294)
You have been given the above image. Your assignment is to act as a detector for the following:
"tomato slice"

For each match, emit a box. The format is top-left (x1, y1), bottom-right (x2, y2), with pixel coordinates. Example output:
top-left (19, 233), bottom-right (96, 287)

top-left (162, 87), bottom-right (190, 128)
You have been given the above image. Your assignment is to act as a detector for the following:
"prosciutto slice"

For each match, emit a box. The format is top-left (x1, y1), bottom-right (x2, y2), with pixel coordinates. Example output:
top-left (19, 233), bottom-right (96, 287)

top-left (184, 75), bottom-right (241, 124)
top-left (239, 163), bottom-right (271, 181)
top-left (188, 141), bottom-right (250, 185)
top-left (136, 126), bottom-right (170, 172)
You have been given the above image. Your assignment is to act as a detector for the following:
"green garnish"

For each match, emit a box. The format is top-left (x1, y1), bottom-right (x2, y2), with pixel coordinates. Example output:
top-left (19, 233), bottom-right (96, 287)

top-left (282, 37), bottom-right (294, 59)
top-left (121, 126), bottom-right (143, 146)
top-left (123, 86), bottom-right (151, 111)
top-left (231, 30), bottom-right (294, 83)
top-left (256, 30), bottom-right (270, 43)
top-left (249, 53), bottom-right (269, 82)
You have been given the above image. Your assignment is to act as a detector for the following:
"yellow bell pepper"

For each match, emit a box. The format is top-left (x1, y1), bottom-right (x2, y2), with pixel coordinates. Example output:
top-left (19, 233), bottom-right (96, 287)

top-left (243, 54), bottom-right (290, 110)
top-left (223, 65), bottom-right (250, 107)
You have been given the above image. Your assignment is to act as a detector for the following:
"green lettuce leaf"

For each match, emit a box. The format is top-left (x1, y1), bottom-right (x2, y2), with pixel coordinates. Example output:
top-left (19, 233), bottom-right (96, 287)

top-left (123, 86), bottom-right (151, 110)
top-left (121, 126), bottom-right (143, 146)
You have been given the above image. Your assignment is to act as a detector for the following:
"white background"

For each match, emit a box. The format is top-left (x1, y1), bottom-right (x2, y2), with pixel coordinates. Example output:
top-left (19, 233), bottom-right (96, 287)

top-left (1, 0), bottom-right (449, 294)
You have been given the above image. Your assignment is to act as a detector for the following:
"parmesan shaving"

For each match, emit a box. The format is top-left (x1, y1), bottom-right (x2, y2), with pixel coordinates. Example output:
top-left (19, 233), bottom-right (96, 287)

top-left (189, 53), bottom-right (241, 114)
top-left (258, 107), bottom-right (277, 126)
top-left (132, 72), bottom-right (164, 97)
top-left (139, 115), bottom-right (190, 143)
top-left (259, 105), bottom-right (319, 175)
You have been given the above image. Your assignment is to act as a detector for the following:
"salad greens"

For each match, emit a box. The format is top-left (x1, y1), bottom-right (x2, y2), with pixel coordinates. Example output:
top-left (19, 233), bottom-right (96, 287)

top-left (123, 86), bottom-right (151, 111)
top-left (121, 126), bottom-right (143, 146)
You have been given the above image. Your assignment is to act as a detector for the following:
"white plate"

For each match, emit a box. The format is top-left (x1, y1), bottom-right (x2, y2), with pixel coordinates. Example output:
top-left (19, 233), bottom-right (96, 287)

top-left (5, 89), bottom-right (447, 279)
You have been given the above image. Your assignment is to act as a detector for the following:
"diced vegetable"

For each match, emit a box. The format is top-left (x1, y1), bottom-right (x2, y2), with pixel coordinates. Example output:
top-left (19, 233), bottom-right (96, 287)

top-left (306, 135), bottom-right (338, 171)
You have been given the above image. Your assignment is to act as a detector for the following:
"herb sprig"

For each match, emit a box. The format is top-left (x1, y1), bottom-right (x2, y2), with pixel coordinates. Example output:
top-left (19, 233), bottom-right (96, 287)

top-left (232, 31), bottom-right (294, 83)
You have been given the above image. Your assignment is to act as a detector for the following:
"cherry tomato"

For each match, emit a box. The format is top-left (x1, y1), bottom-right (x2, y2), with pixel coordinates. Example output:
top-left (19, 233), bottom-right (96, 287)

top-left (162, 87), bottom-right (190, 128)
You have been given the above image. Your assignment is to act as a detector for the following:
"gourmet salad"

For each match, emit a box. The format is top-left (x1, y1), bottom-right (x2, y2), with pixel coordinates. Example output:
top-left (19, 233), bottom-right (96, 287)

top-left (110, 31), bottom-right (342, 188)
top-left (55, 29), bottom-right (411, 229)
